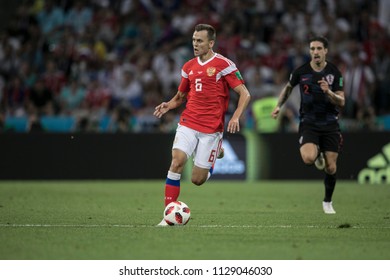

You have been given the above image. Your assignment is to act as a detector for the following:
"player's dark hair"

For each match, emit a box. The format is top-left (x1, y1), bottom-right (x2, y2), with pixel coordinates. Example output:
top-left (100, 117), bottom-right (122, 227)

top-left (309, 35), bottom-right (329, 49)
top-left (195, 24), bottom-right (216, 41)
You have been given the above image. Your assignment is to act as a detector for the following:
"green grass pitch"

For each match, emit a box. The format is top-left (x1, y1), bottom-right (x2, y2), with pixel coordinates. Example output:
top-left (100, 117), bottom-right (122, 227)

top-left (0, 180), bottom-right (389, 260)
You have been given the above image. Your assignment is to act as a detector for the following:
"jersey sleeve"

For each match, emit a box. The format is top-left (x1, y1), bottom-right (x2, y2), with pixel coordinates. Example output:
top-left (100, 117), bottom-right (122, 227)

top-left (224, 69), bottom-right (245, 89)
top-left (178, 67), bottom-right (190, 93)
top-left (289, 70), bottom-right (299, 87)
top-left (332, 68), bottom-right (343, 92)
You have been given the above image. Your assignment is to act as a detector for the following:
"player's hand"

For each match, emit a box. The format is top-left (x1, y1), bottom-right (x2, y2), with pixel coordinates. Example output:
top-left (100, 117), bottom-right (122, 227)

top-left (271, 107), bottom-right (280, 119)
top-left (318, 78), bottom-right (330, 93)
top-left (154, 102), bottom-right (170, 118)
top-left (227, 118), bottom-right (240, 133)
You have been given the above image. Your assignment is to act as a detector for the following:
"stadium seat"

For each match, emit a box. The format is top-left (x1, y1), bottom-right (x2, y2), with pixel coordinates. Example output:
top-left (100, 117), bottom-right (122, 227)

top-left (377, 115), bottom-right (390, 131)
top-left (4, 116), bottom-right (28, 132)
top-left (99, 115), bottom-right (112, 132)
top-left (40, 116), bottom-right (75, 132)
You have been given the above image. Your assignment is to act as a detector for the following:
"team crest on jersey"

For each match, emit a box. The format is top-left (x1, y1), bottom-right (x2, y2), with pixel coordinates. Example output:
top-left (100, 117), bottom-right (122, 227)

top-left (325, 74), bottom-right (334, 85)
top-left (207, 67), bottom-right (216, 76)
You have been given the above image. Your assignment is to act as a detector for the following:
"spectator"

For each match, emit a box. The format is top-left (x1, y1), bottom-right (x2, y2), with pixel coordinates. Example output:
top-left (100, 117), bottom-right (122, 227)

top-left (2, 76), bottom-right (29, 116)
top-left (58, 79), bottom-right (86, 115)
top-left (281, 3), bottom-right (307, 42)
top-left (27, 78), bottom-right (55, 116)
top-left (64, 1), bottom-right (93, 35)
top-left (252, 95), bottom-right (279, 133)
top-left (41, 59), bottom-right (67, 96)
top-left (36, 1), bottom-right (65, 38)
top-left (343, 50), bottom-right (376, 125)
top-left (0, 40), bottom-right (21, 79)
top-left (18, 61), bottom-right (37, 89)
top-left (111, 65), bottom-right (143, 111)
top-left (372, 43), bottom-right (390, 115)
top-left (86, 78), bottom-right (111, 110)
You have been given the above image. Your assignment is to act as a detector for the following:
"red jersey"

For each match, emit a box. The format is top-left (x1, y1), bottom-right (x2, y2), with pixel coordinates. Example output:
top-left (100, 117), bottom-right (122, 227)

top-left (178, 53), bottom-right (244, 133)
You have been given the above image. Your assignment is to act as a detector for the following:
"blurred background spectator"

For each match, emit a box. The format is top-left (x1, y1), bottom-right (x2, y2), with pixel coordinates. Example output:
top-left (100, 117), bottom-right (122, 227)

top-left (0, 0), bottom-right (389, 133)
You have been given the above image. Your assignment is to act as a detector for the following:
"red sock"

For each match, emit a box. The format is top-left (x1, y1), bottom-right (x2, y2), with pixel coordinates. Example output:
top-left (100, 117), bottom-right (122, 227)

top-left (164, 171), bottom-right (181, 206)
top-left (165, 184), bottom-right (180, 206)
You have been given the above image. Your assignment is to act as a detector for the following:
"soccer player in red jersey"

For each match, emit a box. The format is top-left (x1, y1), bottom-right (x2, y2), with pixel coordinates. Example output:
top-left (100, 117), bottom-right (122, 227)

top-left (154, 24), bottom-right (251, 226)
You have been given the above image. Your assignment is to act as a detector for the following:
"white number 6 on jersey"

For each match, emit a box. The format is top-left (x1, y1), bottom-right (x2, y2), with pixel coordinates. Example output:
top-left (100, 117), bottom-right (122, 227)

top-left (195, 78), bottom-right (202, 92)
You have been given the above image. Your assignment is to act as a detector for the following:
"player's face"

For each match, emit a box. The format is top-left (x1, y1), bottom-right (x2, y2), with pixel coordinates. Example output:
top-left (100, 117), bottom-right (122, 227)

top-left (310, 41), bottom-right (328, 64)
top-left (192, 30), bottom-right (213, 58)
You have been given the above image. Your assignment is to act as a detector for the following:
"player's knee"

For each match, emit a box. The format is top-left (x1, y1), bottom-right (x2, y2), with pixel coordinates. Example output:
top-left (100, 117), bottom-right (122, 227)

top-left (325, 164), bottom-right (337, 175)
top-left (191, 177), bottom-right (206, 186)
top-left (301, 154), bottom-right (315, 165)
top-left (191, 173), bottom-right (207, 186)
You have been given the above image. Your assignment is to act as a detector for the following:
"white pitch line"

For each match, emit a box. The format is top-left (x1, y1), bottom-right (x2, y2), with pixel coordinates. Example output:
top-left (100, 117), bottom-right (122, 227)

top-left (0, 224), bottom-right (389, 229)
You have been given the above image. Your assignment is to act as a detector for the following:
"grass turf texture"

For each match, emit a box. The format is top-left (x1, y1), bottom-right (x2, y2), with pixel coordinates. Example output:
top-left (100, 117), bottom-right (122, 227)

top-left (0, 180), bottom-right (389, 260)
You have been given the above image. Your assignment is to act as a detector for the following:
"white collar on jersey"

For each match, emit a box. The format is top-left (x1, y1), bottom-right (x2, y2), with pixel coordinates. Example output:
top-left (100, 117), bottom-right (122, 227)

top-left (197, 52), bottom-right (217, 65)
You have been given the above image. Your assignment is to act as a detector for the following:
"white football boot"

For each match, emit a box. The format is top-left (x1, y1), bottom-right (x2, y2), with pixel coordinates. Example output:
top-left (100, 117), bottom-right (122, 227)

top-left (315, 151), bottom-right (325, 170)
top-left (156, 219), bottom-right (169, 226)
top-left (322, 201), bottom-right (336, 214)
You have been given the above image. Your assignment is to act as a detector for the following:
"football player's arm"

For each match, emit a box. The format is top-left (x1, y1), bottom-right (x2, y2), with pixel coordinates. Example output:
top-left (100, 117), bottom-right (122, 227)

top-left (318, 78), bottom-right (345, 107)
top-left (271, 82), bottom-right (293, 119)
top-left (154, 91), bottom-right (187, 118)
top-left (227, 84), bottom-right (251, 133)
top-left (325, 90), bottom-right (345, 107)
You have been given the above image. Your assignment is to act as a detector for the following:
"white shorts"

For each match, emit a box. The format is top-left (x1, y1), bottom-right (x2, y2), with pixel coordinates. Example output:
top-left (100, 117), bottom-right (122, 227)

top-left (173, 124), bottom-right (223, 169)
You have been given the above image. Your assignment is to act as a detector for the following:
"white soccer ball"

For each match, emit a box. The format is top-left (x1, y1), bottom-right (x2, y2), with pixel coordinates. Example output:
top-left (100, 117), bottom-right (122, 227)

top-left (163, 201), bottom-right (191, 226)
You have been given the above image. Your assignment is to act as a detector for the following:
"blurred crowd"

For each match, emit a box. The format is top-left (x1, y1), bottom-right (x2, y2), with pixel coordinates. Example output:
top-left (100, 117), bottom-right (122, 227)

top-left (0, 0), bottom-right (389, 133)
